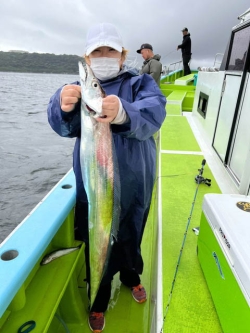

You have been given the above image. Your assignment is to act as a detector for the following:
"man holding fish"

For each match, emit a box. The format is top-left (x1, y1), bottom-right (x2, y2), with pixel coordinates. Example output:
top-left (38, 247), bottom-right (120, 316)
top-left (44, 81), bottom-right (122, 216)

top-left (48, 22), bottom-right (166, 332)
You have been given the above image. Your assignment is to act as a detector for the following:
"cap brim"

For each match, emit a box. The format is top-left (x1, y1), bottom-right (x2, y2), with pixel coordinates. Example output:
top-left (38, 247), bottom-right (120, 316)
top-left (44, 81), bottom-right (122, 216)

top-left (136, 49), bottom-right (141, 54)
top-left (85, 41), bottom-right (122, 56)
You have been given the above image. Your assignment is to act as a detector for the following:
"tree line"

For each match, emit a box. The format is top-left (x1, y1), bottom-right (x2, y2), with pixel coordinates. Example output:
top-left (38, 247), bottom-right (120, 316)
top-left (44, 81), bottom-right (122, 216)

top-left (0, 52), bottom-right (85, 74)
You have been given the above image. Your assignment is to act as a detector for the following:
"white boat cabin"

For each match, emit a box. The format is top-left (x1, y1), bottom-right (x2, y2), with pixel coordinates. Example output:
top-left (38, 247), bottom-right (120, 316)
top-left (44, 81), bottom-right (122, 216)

top-left (192, 8), bottom-right (250, 195)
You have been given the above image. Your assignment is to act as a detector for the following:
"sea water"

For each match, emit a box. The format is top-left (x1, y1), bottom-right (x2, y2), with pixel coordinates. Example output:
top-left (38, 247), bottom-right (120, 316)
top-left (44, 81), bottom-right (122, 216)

top-left (0, 72), bottom-right (79, 243)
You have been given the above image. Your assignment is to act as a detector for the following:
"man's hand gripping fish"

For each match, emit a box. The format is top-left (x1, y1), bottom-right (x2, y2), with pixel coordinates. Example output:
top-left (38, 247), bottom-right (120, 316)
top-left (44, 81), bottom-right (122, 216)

top-left (78, 62), bottom-right (120, 307)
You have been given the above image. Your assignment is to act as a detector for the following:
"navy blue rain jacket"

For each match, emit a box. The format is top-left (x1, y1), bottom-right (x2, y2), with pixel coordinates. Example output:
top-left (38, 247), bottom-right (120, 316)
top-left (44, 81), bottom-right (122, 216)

top-left (47, 70), bottom-right (166, 274)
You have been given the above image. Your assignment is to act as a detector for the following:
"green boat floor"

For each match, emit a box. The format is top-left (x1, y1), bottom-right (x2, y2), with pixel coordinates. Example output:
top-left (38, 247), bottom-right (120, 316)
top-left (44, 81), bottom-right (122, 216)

top-left (161, 114), bottom-right (223, 333)
top-left (161, 115), bottom-right (201, 152)
top-left (166, 104), bottom-right (182, 116)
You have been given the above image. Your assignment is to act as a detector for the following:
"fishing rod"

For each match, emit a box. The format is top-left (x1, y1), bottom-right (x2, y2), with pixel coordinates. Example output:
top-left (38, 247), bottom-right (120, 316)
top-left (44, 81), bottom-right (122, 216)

top-left (159, 159), bottom-right (211, 333)
top-left (161, 49), bottom-right (177, 61)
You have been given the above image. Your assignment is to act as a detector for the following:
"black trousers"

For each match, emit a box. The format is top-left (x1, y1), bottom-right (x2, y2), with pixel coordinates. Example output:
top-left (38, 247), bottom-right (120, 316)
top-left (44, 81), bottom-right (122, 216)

top-left (182, 55), bottom-right (191, 76)
top-left (74, 201), bottom-right (143, 312)
top-left (90, 266), bottom-right (141, 312)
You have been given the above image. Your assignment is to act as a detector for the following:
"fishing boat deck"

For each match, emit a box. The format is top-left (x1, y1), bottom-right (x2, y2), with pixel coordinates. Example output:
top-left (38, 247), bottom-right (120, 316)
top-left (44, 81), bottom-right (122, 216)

top-left (160, 103), bottom-right (223, 332)
top-left (74, 94), bottom-right (232, 332)
top-left (0, 74), bottom-right (239, 333)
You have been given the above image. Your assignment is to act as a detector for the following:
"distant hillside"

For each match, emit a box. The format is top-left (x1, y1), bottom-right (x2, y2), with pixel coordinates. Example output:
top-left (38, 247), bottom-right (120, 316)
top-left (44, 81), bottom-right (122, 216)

top-left (0, 52), bottom-right (85, 74)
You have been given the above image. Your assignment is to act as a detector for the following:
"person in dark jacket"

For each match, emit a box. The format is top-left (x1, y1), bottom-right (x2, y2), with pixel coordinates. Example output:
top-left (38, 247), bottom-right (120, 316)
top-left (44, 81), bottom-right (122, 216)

top-left (177, 27), bottom-right (192, 76)
top-left (47, 22), bottom-right (166, 332)
top-left (136, 43), bottom-right (162, 86)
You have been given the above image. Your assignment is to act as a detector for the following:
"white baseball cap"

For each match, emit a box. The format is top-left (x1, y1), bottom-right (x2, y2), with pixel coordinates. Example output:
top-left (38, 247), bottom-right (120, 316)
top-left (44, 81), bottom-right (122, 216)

top-left (85, 23), bottom-right (123, 56)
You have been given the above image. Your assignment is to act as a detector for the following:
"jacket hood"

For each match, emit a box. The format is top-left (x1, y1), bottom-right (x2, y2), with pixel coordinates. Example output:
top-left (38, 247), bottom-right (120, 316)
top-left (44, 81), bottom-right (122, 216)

top-left (143, 54), bottom-right (161, 64)
top-left (153, 54), bottom-right (161, 61)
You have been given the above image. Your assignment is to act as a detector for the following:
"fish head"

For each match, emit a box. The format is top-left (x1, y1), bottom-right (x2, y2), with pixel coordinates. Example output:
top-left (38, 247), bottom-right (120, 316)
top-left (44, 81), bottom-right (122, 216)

top-left (79, 62), bottom-right (105, 118)
top-left (40, 254), bottom-right (50, 265)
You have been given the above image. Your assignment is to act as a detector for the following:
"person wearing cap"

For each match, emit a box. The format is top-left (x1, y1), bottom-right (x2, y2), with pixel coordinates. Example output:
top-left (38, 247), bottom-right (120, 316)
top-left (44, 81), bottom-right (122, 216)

top-left (136, 43), bottom-right (162, 86)
top-left (177, 28), bottom-right (192, 76)
top-left (47, 22), bottom-right (166, 332)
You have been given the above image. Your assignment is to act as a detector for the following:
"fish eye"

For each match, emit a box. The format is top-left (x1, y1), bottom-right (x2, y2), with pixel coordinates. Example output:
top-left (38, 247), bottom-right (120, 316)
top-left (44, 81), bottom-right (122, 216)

top-left (92, 80), bottom-right (99, 89)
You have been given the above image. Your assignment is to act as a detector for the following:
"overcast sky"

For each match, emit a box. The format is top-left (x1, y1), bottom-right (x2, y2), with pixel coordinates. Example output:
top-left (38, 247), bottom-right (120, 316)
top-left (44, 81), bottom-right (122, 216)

top-left (0, 0), bottom-right (249, 70)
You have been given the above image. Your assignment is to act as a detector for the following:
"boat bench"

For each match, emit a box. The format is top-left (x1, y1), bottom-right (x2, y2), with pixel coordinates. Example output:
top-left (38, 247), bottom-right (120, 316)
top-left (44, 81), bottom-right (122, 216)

top-left (174, 74), bottom-right (194, 85)
top-left (0, 170), bottom-right (86, 332)
top-left (167, 91), bottom-right (187, 105)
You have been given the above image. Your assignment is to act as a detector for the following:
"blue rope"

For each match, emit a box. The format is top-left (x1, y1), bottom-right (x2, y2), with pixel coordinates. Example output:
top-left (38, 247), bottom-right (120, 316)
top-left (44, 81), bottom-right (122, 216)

top-left (17, 321), bottom-right (36, 333)
top-left (55, 314), bottom-right (70, 333)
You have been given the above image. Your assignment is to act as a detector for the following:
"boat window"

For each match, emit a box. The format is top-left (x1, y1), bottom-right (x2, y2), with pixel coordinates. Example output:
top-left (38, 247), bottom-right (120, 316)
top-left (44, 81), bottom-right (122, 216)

top-left (197, 92), bottom-right (208, 119)
top-left (227, 25), bottom-right (250, 71)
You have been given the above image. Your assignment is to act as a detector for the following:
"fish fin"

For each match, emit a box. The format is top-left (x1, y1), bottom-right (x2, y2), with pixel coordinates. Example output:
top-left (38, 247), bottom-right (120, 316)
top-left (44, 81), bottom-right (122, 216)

top-left (78, 61), bottom-right (87, 81)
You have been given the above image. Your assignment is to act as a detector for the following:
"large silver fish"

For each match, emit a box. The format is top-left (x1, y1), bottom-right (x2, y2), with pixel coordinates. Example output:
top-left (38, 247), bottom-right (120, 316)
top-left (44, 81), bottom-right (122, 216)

top-left (78, 62), bottom-right (120, 307)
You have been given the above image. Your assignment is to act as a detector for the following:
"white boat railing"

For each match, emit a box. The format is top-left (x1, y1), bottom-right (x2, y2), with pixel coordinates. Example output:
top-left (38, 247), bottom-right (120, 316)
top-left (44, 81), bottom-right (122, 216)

top-left (213, 53), bottom-right (224, 67)
top-left (162, 60), bottom-right (182, 76)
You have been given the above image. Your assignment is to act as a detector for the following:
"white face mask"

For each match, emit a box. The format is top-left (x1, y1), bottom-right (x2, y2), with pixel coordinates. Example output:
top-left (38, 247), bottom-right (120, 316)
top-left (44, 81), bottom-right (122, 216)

top-left (90, 57), bottom-right (121, 81)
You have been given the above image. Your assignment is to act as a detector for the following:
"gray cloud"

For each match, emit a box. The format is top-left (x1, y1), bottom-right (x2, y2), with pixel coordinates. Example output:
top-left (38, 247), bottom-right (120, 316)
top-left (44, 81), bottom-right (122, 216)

top-left (0, 0), bottom-right (249, 69)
